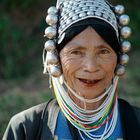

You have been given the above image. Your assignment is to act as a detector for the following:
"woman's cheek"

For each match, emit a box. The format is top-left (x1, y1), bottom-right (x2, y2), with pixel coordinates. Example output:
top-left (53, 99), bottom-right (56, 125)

top-left (61, 56), bottom-right (80, 85)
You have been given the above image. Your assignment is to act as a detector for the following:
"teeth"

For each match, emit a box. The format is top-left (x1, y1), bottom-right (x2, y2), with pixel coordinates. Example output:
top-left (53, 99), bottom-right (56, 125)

top-left (79, 78), bottom-right (99, 84)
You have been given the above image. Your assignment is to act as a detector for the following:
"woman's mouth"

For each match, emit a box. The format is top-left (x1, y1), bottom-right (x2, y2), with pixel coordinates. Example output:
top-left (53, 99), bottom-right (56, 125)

top-left (78, 78), bottom-right (101, 86)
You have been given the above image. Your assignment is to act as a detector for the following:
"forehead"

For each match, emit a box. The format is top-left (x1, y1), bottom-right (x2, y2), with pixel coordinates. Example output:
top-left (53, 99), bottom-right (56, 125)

top-left (64, 27), bottom-right (111, 49)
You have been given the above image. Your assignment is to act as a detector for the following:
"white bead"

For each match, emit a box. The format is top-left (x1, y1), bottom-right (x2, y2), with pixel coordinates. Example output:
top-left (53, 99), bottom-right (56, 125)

top-left (45, 26), bottom-right (57, 39)
top-left (115, 5), bottom-right (125, 15)
top-left (119, 15), bottom-right (130, 26)
top-left (46, 14), bottom-right (58, 26)
top-left (121, 26), bottom-right (132, 39)
top-left (44, 40), bottom-right (56, 52)
top-left (48, 6), bottom-right (58, 14)
top-left (121, 41), bottom-right (131, 53)
top-left (120, 54), bottom-right (129, 65)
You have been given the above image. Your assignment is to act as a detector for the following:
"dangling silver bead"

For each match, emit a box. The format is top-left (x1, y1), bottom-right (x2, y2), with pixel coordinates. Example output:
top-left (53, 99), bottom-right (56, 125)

top-left (47, 52), bottom-right (59, 65)
top-left (114, 5), bottom-right (125, 15)
top-left (50, 65), bottom-right (62, 77)
top-left (120, 54), bottom-right (129, 65)
top-left (121, 26), bottom-right (132, 39)
top-left (48, 6), bottom-right (58, 15)
top-left (121, 41), bottom-right (131, 53)
top-left (44, 40), bottom-right (56, 52)
top-left (116, 65), bottom-right (126, 76)
top-left (45, 26), bottom-right (57, 39)
top-left (119, 14), bottom-right (130, 26)
top-left (46, 14), bottom-right (58, 26)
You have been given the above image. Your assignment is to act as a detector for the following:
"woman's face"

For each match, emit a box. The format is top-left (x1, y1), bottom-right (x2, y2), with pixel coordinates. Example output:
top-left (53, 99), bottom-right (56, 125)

top-left (60, 27), bottom-right (117, 100)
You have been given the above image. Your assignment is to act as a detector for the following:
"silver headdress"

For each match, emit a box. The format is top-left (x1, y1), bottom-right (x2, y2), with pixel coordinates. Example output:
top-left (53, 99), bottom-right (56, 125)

top-left (43, 0), bottom-right (132, 77)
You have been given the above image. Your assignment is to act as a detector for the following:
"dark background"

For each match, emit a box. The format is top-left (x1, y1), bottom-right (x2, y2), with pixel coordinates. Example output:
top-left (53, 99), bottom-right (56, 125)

top-left (0, 0), bottom-right (140, 138)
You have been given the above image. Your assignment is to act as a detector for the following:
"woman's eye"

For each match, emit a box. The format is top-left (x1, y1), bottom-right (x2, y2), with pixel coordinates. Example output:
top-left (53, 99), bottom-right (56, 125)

top-left (99, 48), bottom-right (110, 55)
top-left (71, 50), bottom-right (83, 55)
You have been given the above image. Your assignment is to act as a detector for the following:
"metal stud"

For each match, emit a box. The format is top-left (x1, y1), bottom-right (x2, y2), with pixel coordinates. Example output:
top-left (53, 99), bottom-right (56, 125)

top-left (66, 19), bottom-right (72, 25)
top-left (79, 3), bottom-right (85, 7)
top-left (46, 14), bottom-right (58, 26)
top-left (44, 40), bottom-right (56, 52)
top-left (121, 41), bottom-right (131, 53)
top-left (48, 6), bottom-right (58, 15)
top-left (69, 12), bottom-right (75, 17)
top-left (116, 65), bottom-right (126, 76)
top-left (62, 7), bottom-right (67, 13)
top-left (82, 7), bottom-right (88, 11)
top-left (79, 12), bottom-right (86, 17)
top-left (121, 26), bottom-right (132, 39)
top-left (87, 11), bottom-right (94, 16)
top-left (75, 8), bottom-right (81, 13)
top-left (50, 65), bottom-right (62, 77)
top-left (63, 1), bottom-right (69, 7)
top-left (72, 15), bottom-right (79, 20)
top-left (45, 26), bottom-right (57, 39)
top-left (47, 52), bottom-right (59, 65)
top-left (86, 2), bottom-right (92, 6)
top-left (95, 11), bottom-right (102, 16)
top-left (119, 15), bottom-right (130, 26)
top-left (120, 54), bottom-right (129, 65)
top-left (114, 5), bottom-right (125, 15)
top-left (63, 15), bottom-right (68, 20)
top-left (103, 13), bottom-right (108, 19)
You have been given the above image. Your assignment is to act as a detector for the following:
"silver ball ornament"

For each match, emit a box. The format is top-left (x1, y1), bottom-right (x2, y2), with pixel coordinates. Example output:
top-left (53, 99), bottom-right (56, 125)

top-left (50, 65), bottom-right (62, 77)
top-left (46, 14), bottom-right (58, 26)
top-left (119, 15), bottom-right (130, 26)
top-left (121, 41), bottom-right (131, 53)
top-left (115, 5), bottom-right (125, 15)
top-left (48, 6), bottom-right (58, 15)
top-left (45, 26), bottom-right (57, 39)
top-left (120, 54), bottom-right (129, 65)
top-left (121, 26), bottom-right (132, 39)
top-left (44, 40), bottom-right (56, 52)
top-left (116, 65), bottom-right (126, 76)
top-left (47, 52), bottom-right (59, 65)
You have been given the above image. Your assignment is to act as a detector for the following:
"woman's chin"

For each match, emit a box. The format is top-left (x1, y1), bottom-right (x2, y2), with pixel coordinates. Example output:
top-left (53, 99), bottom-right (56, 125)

top-left (74, 79), bottom-right (105, 99)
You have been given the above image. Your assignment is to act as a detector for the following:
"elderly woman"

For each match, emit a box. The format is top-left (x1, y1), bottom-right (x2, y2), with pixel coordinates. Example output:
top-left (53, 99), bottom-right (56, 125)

top-left (3, 0), bottom-right (140, 140)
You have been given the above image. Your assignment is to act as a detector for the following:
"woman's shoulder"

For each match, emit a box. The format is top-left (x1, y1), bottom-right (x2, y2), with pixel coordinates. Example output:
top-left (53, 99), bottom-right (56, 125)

top-left (118, 98), bottom-right (140, 124)
top-left (10, 101), bottom-right (48, 123)
top-left (118, 98), bottom-right (140, 139)
top-left (9, 98), bottom-right (59, 125)
top-left (3, 100), bottom-right (54, 140)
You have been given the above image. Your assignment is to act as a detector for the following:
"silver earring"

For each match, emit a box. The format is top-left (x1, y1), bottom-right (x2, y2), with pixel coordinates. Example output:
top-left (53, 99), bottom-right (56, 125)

top-left (43, 6), bottom-right (62, 77)
top-left (115, 64), bottom-right (126, 76)
top-left (113, 4), bottom-right (132, 76)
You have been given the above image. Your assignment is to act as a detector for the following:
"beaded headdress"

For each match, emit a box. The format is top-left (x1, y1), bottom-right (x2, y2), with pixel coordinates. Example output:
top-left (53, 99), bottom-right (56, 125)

top-left (43, 0), bottom-right (132, 77)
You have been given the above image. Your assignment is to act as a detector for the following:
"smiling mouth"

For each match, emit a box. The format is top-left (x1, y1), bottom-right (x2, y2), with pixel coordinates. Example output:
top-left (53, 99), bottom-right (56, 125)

top-left (78, 78), bottom-right (101, 85)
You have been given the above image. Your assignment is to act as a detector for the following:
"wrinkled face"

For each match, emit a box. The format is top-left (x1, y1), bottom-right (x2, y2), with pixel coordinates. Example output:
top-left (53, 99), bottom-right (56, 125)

top-left (60, 27), bottom-right (117, 100)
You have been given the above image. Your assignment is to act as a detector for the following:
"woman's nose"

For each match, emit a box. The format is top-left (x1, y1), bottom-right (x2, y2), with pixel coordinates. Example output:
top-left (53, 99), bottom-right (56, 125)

top-left (82, 55), bottom-right (100, 73)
